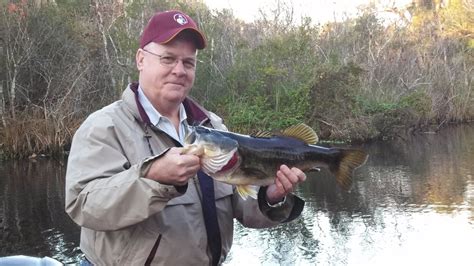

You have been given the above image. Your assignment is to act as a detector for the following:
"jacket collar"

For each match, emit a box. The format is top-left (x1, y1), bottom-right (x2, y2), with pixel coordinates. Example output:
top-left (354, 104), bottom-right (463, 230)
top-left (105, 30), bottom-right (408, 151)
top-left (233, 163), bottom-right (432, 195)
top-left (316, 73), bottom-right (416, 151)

top-left (124, 82), bottom-right (210, 126)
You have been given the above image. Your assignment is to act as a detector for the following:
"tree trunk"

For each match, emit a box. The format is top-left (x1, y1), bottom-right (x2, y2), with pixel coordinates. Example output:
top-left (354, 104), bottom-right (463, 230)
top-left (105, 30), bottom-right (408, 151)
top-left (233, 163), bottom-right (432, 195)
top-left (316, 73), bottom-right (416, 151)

top-left (10, 68), bottom-right (17, 120)
top-left (0, 83), bottom-right (6, 128)
top-left (92, 0), bottom-right (117, 95)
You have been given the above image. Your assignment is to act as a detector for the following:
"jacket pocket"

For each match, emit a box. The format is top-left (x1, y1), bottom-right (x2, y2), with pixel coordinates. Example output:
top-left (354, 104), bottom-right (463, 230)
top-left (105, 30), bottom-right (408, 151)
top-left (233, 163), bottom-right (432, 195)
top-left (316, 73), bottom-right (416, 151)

top-left (166, 194), bottom-right (198, 205)
top-left (166, 181), bottom-right (200, 206)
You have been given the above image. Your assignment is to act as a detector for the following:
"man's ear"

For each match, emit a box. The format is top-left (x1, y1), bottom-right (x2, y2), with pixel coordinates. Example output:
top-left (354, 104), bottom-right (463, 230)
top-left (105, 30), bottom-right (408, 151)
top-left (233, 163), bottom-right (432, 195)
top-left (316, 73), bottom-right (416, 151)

top-left (136, 49), bottom-right (145, 70)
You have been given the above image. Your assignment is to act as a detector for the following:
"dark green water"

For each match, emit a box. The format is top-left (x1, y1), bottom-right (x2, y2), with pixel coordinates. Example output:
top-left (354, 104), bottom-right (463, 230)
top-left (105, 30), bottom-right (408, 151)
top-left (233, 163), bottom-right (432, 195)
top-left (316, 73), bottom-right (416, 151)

top-left (1, 124), bottom-right (473, 265)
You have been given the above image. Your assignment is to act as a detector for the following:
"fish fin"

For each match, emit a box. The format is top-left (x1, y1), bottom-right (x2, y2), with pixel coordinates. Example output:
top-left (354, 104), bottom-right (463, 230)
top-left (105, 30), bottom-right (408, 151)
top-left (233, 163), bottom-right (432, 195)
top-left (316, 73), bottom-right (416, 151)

top-left (236, 185), bottom-right (259, 200)
top-left (201, 148), bottom-right (238, 174)
top-left (332, 149), bottom-right (368, 190)
top-left (250, 131), bottom-right (273, 138)
top-left (281, 123), bottom-right (319, 144)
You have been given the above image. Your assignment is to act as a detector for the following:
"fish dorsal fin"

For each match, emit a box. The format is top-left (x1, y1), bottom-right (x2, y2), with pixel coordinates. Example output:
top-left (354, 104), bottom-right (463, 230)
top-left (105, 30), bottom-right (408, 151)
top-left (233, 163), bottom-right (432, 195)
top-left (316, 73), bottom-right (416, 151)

top-left (250, 130), bottom-right (273, 138)
top-left (281, 123), bottom-right (319, 144)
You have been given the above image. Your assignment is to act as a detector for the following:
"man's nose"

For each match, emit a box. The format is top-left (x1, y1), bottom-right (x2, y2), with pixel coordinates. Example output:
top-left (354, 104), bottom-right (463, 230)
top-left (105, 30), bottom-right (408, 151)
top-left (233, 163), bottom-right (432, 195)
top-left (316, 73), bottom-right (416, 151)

top-left (171, 60), bottom-right (187, 75)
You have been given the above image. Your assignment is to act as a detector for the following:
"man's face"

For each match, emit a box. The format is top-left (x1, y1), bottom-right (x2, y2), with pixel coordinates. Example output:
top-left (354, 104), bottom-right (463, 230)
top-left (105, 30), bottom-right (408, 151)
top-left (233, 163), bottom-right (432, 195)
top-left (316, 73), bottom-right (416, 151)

top-left (136, 39), bottom-right (197, 106)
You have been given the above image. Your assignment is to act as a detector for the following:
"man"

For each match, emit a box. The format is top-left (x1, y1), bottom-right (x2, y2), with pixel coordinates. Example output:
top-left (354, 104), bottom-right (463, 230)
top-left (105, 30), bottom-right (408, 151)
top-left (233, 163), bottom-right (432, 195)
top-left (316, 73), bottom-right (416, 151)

top-left (65, 10), bottom-right (306, 265)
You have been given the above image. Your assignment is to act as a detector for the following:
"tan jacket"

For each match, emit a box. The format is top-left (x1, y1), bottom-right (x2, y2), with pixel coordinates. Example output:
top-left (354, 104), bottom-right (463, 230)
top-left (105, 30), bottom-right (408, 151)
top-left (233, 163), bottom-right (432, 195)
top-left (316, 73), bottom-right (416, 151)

top-left (65, 83), bottom-right (304, 265)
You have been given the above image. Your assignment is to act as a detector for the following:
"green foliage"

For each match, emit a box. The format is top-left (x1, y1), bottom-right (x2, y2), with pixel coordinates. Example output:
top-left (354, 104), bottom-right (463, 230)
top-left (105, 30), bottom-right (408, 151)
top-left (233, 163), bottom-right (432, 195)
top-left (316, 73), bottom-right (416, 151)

top-left (372, 107), bottom-right (418, 140)
top-left (222, 83), bottom-right (311, 133)
top-left (197, 18), bottom-right (318, 133)
top-left (356, 90), bottom-right (431, 118)
top-left (399, 90), bottom-right (432, 118)
top-left (357, 98), bottom-right (398, 115)
top-left (55, 0), bottom-right (90, 15)
top-left (358, 90), bottom-right (432, 139)
top-left (310, 61), bottom-right (364, 120)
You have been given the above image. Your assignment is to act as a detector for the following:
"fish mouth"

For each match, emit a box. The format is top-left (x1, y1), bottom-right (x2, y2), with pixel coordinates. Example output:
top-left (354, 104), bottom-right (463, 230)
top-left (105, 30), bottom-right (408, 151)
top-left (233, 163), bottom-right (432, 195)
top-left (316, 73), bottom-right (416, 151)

top-left (184, 129), bottom-right (197, 145)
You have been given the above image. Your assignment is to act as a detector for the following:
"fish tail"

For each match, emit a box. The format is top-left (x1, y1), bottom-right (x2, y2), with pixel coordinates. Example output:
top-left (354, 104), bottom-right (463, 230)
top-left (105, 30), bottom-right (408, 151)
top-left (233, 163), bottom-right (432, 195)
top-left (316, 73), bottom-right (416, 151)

top-left (236, 185), bottom-right (259, 200)
top-left (332, 149), bottom-right (368, 190)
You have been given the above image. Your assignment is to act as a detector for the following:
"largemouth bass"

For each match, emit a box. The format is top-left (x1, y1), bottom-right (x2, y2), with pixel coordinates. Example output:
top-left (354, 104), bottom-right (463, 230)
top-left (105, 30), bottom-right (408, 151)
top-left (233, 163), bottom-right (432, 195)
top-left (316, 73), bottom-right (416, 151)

top-left (183, 124), bottom-right (368, 199)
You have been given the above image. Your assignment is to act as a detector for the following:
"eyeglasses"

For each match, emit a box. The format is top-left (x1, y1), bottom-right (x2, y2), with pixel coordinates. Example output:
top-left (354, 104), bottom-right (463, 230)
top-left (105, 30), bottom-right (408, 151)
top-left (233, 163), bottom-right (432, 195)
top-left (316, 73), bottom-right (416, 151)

top-left (142, 49), bottom-right (197, 70)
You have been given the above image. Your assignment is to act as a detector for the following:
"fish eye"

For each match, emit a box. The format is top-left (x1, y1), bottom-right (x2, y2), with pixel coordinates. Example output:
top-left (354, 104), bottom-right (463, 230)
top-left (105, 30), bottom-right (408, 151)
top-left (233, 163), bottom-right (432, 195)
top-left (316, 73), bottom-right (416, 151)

top-left (203, 144), bottom-right (217, 151)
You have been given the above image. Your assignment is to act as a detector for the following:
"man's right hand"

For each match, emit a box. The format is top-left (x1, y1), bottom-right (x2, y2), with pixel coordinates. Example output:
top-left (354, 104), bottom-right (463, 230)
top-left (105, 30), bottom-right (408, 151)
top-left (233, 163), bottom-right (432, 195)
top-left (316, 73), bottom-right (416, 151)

top-left (145, 147), bottom-right (201, 186)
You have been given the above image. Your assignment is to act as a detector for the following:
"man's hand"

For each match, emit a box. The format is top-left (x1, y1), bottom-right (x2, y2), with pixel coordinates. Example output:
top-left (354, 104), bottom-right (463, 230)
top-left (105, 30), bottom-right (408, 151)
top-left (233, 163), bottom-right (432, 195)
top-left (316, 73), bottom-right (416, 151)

top-left (266, 165), bottom-right (306, 204)
top-left (145, 147), bottom-right (201, 186)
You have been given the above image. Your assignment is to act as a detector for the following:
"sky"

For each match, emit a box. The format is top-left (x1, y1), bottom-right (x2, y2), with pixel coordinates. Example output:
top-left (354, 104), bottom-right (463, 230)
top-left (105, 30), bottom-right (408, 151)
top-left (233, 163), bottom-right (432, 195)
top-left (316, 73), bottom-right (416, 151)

top-left (202, 0), bottom-right (413, 24)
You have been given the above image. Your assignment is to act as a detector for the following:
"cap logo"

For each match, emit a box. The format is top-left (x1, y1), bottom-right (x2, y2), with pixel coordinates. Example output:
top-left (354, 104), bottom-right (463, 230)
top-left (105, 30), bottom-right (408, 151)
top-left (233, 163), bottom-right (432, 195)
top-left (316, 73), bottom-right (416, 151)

top-left (173, 13), bottom-right (188, 25)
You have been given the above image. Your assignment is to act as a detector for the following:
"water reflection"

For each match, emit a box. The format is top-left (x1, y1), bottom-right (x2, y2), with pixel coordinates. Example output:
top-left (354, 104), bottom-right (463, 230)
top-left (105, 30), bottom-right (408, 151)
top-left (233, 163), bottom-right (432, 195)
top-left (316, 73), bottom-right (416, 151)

top-left (0, 159), bottom-right (81, 263)
top-left (0, 125), bottom-right (473, 265)
top-left (225, 125), bottom-right (474, 265)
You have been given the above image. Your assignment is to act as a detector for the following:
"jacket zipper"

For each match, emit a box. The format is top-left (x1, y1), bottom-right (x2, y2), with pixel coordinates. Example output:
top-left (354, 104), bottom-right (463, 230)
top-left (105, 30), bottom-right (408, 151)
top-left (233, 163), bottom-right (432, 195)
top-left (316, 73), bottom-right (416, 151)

top-left (144, 234), bottom-right (162, 266)
top-left (141, 118), bottom-right (211, 265)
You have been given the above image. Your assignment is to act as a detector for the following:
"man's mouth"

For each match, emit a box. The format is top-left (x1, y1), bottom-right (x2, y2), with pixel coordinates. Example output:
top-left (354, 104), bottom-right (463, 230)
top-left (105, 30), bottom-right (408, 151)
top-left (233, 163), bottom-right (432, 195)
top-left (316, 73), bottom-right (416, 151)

top-left (167, 81), bottom-right (185, 87)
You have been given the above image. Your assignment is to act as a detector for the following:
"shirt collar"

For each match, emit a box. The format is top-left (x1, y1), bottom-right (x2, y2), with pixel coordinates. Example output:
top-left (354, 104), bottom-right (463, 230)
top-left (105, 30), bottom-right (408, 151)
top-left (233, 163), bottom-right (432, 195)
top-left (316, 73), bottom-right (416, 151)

top-left (137, 86), bottom-right (187, 126)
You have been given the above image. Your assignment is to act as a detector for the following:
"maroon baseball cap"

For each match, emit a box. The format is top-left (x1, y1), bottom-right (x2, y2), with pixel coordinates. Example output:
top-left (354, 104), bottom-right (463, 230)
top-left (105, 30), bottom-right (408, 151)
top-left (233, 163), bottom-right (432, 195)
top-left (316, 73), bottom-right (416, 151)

top-left (139, 10), bottom-right (207, 49)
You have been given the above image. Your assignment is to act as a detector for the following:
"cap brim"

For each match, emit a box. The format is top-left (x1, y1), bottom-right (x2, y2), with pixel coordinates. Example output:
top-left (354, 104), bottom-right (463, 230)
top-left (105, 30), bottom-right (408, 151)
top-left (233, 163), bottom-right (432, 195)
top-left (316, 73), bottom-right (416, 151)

top-left (156, 27), bottom-right (207, 49)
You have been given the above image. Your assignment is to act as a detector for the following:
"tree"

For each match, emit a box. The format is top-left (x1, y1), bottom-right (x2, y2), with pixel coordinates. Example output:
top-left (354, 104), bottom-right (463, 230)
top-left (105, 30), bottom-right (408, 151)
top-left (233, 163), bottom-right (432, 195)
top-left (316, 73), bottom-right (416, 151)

top-left (2, 1), bottom-right (34, 120)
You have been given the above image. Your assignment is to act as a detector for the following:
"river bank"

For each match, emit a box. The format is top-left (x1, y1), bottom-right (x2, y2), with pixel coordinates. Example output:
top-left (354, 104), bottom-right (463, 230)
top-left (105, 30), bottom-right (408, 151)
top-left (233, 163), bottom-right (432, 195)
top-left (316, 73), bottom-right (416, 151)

top-left (0, 113), bottom-right (472, 160)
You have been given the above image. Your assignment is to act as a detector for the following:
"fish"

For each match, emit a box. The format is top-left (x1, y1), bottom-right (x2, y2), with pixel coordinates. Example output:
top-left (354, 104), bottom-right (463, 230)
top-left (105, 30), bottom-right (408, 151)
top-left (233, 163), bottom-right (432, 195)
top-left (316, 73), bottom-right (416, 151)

top-left (182, 123), bottom-right (368, 200)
